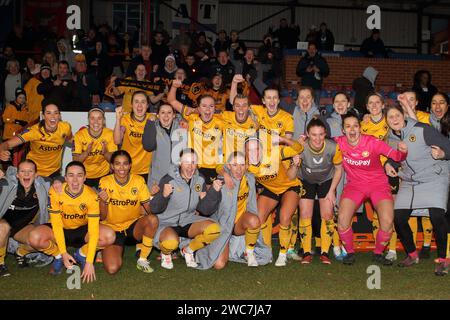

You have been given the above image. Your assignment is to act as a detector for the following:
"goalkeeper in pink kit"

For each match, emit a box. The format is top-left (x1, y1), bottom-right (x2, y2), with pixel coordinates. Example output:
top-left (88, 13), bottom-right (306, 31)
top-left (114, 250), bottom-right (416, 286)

top-left (334, 113), bottom-right (408, 265)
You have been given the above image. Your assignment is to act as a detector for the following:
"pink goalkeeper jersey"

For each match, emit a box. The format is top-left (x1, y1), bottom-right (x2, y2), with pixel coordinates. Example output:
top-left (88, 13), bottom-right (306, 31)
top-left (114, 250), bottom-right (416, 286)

top-left (335, 134), bottom-right (407, 186)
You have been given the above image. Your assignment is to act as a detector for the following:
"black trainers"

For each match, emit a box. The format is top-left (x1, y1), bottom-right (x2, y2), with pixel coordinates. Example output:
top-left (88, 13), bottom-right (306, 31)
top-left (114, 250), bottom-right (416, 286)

top-left (398, 255), bottom-right (419, 267)
top-left (0, 264), bottom-right (10, 277)
top-left (372, 253), bottom-right (393, 266)
top-left (434, 259), bottom-right (449, 276)
top-left (419, 246), bottom-right (431, 259)
top-left (343, 253), bottom-right (356, 265)
top-left (14, 253), bottom-right (29, 268)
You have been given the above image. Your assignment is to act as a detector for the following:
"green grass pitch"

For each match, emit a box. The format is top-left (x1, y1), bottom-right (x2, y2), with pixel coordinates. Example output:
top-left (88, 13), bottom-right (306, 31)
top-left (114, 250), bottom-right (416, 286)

top-left (1, 245), bottom-right (449, 300)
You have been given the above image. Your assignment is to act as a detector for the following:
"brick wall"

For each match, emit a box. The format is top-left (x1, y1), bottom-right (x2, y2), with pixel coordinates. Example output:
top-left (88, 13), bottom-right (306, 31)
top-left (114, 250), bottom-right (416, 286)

top-left (284, 55), bottom-right (450, 93)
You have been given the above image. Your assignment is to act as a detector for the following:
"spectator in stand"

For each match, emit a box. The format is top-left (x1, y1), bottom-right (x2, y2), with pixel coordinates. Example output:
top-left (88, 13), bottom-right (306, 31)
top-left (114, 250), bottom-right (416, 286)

top-left (72, 54), bottom-right (100, 110)
top-left (82, 28), bottom-right (98, 56)
top-left (0, 46), bottom-right (16, 71)
top-left (56, 38), bottom-right (75, 70)
top-left (24, 64), bottom-right (51, 123)
top-left (42, 51), bottom-right (59, 77)
top-left (171, 25), bottom-right (193, 52)
top-left (107, 33), bottom-right (125, 77)
top-left (316, 23), bottom-right (335, 52)
top-left (5, 25), bottom-right (30, 64)
top-left (305, 25), bottom-right (319, 44)
top-left (23, 57), bottom-right (40, 86)
top-left (173, 43), bottom-right (190, 66)
top-left (86, 41), bottom-right (112, 99)
top-left (154, 21), bottom-right (171, 46)
top-left (257, 34), bottom-right (282, 85)
top-left (3, 60), bottom-right (23, 108)
top-left (214, 30), bottom-right (230, 56)
top-left (37, 60), bottom-right (76, 111)
top-left (271, 18), bottom-right (300, 50)
top-left (412, 70), bottom-right (438, 112)
top-left (157, 54), bottom-right (178, 80)
top-left (352, 66), bottom-right (378, 117)
top-left (192, 31), bottom-right (214, 62)
top-left (209, 50), bottom-right (235, 86)
top-left (126, 43), bottom-right (153, 80)
top-left (181, 52), bottom-right (202, 82)
top-left (2, 88), bottom-right (31, 141)
top-left (151, 31), bottom-right (171, 69)
top-left (229, 30), bottom-right (247, 61)
top-left (296, 43), bottom-right (329, 105)
top-left (360, 29), bottom-right (386, 58)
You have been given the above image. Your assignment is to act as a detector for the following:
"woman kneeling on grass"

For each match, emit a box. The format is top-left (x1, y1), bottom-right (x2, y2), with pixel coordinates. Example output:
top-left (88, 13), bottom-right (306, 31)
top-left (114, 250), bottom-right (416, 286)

top-left (98, 150), bottom-right (159, 274)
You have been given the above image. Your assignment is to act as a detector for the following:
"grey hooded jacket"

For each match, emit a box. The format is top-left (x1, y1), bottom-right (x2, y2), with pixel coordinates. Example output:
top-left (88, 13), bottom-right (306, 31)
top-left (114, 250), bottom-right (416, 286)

top-left (286, 103), bottom-right (320, 139)
top-left (194, 170), bottom-right (272, 269)
top-left (142, 116), bottom-right (185, 188)
top-left (387, 119), bottom-right (450, 210)
top-left (0, 166), bottom-right (50, 225)
top-left (150, 164), bottom-right (222, 227)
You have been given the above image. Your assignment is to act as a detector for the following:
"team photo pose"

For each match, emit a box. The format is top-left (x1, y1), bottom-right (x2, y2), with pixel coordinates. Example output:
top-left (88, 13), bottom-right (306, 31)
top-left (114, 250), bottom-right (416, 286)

top-left (384, 105), bottom-right (450, 275)
top-left (150, 148), bottom-right (222, 269)
top-left (0, 103), bottom-right (72, 180)
top-left (98, 150), bottom-right (159, 274)
top-left (29, 161), bottom-right (115, 283)
top-left (290, 119), bottom-right (343, 264)
top-left (198, 151), bottom-right (269, 269)
top-left (335, 113), bottom-right (408, 265)
top-left (114, 91), bottom-right (154, 182)
top-left (72, 108), bottom-right (117, 189)
top-left (0, 160), bottom-right (51, 276)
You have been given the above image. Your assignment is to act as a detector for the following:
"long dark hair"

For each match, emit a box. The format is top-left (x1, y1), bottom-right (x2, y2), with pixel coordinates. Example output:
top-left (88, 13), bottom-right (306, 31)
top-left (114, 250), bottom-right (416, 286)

top-left (38, 103), bottom-right (60, 136)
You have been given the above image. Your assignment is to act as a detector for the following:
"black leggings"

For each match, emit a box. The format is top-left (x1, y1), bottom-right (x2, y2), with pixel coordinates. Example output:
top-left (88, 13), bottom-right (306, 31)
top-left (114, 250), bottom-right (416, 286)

top-left (394, 208), bottom-right (448, 259)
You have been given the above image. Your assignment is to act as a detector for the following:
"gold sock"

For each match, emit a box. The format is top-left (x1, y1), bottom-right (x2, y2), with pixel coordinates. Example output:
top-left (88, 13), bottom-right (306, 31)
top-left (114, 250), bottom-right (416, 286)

top-left (422, 217), bottom-right (433, 247)
top-left (136, 243), bottom-right (144, 252)
top-left (408, 217), bottom-right (418, 247)
top-left (160, 239), bottom-right (179, 255)
top-left (139, 236), bottom-right (154, 260)
top-left (299, 218), bottom-right (312, 254)
top-left (189, 223), bottom-right (221, 252)
top-left (261, 216), bottom-right (273, 247)
top-left (372, 211), bottom-right (379, 241)
top-left (320, 219), bottom-right (334, 254)
top-left (0, 246), bottom-right (6, 264)
top-left (42, 241), bottom-right (60, 257)
top-left (245, 227), bottom-right (260, 250)
top-left (332, 218), bottom-right (340, 247)
top-left (288, 211), bottom-right (299, 250)
top-left (388, 230), bottom-right (398, 251)
top-left (446, 233), bottom-right (450, 259)
top-left (79, 244), bottom-right (89, 257)
top-left (279, 225), bottom-right (291, 254)
top-left (16, 244), bottom-right (33, 257)
top-left (315, 237), bottom-right (321, 248)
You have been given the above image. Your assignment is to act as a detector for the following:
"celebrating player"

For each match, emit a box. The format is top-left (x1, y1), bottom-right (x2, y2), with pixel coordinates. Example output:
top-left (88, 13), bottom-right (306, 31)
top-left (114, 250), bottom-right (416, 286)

top-left (99, 150), bottom-right (159, 274)
top-left (335, 112), bottom-right (408, 265)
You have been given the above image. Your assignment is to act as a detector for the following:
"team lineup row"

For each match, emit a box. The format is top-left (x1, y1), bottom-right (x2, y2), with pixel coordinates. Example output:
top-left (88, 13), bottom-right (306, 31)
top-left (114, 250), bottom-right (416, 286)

top-left (0, 75), bottom-right (450, 282)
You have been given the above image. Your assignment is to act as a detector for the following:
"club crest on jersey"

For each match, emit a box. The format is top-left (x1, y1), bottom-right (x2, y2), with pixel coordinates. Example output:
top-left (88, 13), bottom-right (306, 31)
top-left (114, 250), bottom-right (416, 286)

top-left (131, 187), bottom-right (138, 195)
top-left (312, 157), bottom-right (324, 165)
top-left (409, 134), bottom-right (416, 142)
top-left (362, 151), bottom-right (370, 157)
top-left (277, 122), bottom-right (283, 128)
top-left (79, 203), bottom-right (87, 212)
top-left (195, 184), bottom-right (201, 192)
